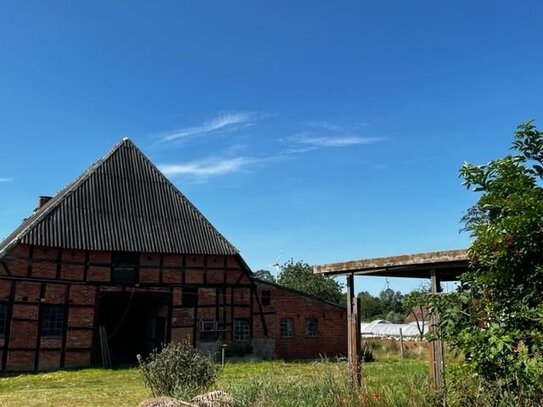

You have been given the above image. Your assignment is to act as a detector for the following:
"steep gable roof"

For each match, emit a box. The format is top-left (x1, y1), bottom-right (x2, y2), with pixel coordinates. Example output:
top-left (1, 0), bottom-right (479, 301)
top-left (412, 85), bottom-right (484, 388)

top-left (0, 139), bottom-right (239, 257)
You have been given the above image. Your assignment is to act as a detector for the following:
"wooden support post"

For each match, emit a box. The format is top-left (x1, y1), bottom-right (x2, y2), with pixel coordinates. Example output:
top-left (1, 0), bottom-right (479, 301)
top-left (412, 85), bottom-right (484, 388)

top-left (429, 269), bottom-right (445, 402)
top-left (399, 328), bottom-right (405, 358)
top-left (356, 296), bottom-right (361, 370)
top-left (346, 274), bottom-right (361, 387)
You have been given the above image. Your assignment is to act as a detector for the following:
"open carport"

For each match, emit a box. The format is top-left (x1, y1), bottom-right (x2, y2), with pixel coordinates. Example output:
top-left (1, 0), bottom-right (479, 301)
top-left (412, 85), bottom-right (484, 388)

top-left (314, 249), bottom-right (469, 396)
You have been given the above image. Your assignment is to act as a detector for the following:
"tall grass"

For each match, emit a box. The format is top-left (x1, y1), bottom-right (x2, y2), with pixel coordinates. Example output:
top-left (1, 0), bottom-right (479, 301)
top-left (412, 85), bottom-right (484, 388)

top-left (226, 361), bottom-right (438, 407)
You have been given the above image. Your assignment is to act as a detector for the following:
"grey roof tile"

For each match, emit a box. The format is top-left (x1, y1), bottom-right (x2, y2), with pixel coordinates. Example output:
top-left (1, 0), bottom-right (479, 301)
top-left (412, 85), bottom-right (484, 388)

top-left (0, 139), bottom-right (239, 257)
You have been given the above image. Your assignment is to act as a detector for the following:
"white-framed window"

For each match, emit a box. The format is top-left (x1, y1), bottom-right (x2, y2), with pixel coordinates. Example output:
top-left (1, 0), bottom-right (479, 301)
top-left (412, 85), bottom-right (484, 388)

top-left (305, 318), bottom-right (318, 338)
top-left (200, 319), bottom-right (219, 341)
top-left (234, 318), bottom-right (250, 341)
top-left (200, 319), bottom-right (218, 332)
top-left (280, 318), bottom-right (294, 338)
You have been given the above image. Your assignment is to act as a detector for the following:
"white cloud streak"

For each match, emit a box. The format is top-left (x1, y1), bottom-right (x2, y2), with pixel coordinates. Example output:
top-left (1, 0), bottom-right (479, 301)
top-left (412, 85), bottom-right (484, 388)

top-left (159, 157), bottom-right (254, 177)
top-left (161, 112), bottom-right (264, 142)
top-left (0, 177), bottom-right (12, 183)
top-left (289, 133), bottom-right (383, 149)
top-left (301, 135), bottom-right (382, 147)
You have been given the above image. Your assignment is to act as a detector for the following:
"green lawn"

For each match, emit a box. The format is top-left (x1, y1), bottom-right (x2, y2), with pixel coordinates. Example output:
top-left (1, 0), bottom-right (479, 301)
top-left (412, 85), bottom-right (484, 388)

top-left (0, 355), bottom-right (429, 407)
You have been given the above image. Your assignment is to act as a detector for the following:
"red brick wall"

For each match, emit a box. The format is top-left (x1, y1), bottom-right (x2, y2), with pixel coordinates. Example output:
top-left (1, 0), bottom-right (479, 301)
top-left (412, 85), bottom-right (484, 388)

top-left (254, 280), bottom-right (347, 359)
top-left (0, 244), bottom-right (256, 371)
top-left (0, 243), bottom-right (346, 371)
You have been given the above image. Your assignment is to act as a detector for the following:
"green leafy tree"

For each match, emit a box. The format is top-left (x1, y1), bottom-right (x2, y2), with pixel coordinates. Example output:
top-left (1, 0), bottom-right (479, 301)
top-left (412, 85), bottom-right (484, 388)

top-left (253, 269), bottom-right (277, 283)
top-left (433, 121), bottom-right (543, 399)
top-left (403, 285), bottom-right (430, 340)
top-left (357, 291), bottom-right (384, 321)
top-left (358, 289), bottom-right (410, 322)
top-left (378, 287), bottom-right (405, 315)
top-left (277, 259), bottom-right (345, 304)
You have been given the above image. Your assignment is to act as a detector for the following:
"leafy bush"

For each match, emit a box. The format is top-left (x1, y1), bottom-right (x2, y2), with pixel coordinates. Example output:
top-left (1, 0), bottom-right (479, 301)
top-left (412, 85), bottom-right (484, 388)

top-left (431, 121), bottom-right (543, 400)
top-left (138, 341), bottom-right (220, 400)
top-left (446, 364), bottom-right (543, 407)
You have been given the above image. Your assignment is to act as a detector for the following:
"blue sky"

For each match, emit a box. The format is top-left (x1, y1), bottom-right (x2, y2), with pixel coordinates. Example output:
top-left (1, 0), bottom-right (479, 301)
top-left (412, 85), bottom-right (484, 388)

top-left (1, 1), bottom-right (542, 295)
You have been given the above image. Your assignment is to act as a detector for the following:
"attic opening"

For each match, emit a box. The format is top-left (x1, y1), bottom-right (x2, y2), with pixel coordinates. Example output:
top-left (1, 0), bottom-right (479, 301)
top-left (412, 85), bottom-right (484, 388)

top-left (111, 252), bottom-right (139, 284)
top-left (96, 291), bottom-right (170, 367)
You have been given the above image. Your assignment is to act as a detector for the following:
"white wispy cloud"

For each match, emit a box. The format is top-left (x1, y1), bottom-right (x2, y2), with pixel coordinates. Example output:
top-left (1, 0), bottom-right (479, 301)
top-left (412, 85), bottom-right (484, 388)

top-left (159, 157), bottom-right (254, 177)
top-left (304, 120), bottom-right (370, 131)
top-left (288, 133), bottom-right (383, 150)
top-left (161, 111), bottom-right (266, 142)
top-left (299, 135), bottom-right (382, 147)
top-left (0, 177), bottom-right (12, 183)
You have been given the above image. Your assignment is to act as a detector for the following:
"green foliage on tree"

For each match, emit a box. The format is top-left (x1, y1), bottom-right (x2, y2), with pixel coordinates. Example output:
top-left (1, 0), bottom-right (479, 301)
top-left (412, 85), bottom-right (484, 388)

top-left (357, 291), bottom-right (385, 321)
top-left (253, 269), bottom-right (277, 283)
top-left (379, 287), bottom-right (405, 315)
top-left (403, 285), bottom-right (430, 340)
top-left (432, 121), bottom-right (543, 400)
top-left (277, 259), bottom-right (345, 304)
top-left (357, 287), bottom-right (410, 322)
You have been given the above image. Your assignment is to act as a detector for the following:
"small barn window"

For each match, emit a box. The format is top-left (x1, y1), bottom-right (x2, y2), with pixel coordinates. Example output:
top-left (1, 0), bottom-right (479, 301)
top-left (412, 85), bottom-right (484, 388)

top-left (112, 252), bottom-right (139, 284)
top-left (305, 318), bottom-right (318, 338)
top-left (201, 319), bottom-right (218, 332)
top-left (280, 318), bottom-right (294, 338)
top-left (182, 287), bottom-right (198, 307)
top-left (200, 319), bottom-right (218, 342)
top-left (0, 304), bottom-right (8, 336)
top-left (40, 305), bottom-right (64, 337)
top-left (234, 318), bottom-right (250, 341)
top-left (261, 289), bottom-right (271, 306)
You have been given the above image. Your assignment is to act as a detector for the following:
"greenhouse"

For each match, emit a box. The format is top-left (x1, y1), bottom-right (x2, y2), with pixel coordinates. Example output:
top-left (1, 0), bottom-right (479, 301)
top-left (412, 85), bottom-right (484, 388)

top-left (360, 320), bottom-right (428, 339)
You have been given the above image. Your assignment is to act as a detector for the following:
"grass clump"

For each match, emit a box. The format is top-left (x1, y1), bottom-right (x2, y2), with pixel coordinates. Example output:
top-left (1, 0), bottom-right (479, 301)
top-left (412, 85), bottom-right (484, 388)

top-left (227, 364), bottom-right (360, 407)
top-left (138, 341), bottom-right (219, 401)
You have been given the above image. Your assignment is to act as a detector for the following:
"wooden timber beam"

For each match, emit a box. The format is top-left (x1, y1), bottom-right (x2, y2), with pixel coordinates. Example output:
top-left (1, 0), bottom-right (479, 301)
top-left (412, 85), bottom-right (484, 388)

top-left (429, 268), bottom-right (446, 405)
top-left (346, 274), bottom-right (361, 387)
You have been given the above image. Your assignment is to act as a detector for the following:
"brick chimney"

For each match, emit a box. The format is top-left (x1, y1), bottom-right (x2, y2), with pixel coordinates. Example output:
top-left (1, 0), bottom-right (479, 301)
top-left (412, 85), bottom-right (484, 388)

top-left (38, 196), bottom-right (52, 208)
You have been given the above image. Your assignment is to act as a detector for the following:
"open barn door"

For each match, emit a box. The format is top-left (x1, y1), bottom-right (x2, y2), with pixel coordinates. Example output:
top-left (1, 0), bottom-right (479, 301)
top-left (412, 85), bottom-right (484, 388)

top-left (96, 291), bottom-right (170, 366)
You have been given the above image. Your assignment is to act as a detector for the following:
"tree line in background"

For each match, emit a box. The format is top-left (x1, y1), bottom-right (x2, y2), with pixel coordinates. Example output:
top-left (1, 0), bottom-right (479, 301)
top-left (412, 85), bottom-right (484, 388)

top-left (357, 287), bottom-right (428, 323)
top-left (253, 259), bottom-right (345, 305)
top-left (254, 261), bottom-right (428, 324)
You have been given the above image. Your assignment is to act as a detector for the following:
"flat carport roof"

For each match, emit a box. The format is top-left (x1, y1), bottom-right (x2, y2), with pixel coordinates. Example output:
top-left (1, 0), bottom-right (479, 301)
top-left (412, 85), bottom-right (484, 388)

top-left (314, 249), bottom-right (469, 281)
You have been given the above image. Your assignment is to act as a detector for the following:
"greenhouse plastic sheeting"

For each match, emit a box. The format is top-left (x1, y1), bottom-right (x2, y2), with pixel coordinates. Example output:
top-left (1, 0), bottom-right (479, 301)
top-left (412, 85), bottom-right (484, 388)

top-left (360, 320), bottom-right (428, 339)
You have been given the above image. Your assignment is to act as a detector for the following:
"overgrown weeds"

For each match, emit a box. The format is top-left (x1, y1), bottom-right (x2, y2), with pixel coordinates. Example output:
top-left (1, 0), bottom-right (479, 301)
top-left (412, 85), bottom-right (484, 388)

top-left (226, 361), bottom-right (438, 407)
top-left (138, 341), bottom-right (220, 401)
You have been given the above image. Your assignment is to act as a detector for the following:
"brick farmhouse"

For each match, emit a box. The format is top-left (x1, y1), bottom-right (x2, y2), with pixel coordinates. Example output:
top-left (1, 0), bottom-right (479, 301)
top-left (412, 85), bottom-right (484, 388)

top-left (0, 139), bottom-right (346, 372)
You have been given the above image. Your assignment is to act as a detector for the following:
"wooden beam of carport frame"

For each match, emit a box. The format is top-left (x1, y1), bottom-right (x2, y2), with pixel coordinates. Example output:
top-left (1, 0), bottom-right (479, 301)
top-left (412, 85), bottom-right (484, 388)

top-left (314, 249), bottom-right (469, 279)
top-left (313, 249), bottom-right (470, 404)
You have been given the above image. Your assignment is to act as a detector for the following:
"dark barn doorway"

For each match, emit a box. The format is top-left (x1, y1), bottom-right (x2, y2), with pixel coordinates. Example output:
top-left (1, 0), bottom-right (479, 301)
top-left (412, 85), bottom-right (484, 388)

top-left (96, 292), bottom-right (170, 366)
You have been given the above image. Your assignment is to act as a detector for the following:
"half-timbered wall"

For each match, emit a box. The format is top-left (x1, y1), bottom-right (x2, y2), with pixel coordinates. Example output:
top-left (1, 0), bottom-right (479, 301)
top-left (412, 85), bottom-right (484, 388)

top-left (0, 244), bottom-right (347, 372)
top-left (0, 243), bottom-right (268, 372)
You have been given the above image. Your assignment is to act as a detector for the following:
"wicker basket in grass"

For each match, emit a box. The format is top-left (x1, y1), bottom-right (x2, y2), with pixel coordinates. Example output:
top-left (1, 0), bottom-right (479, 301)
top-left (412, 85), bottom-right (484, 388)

top-left (138, 391), bottom-right (234, 407)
